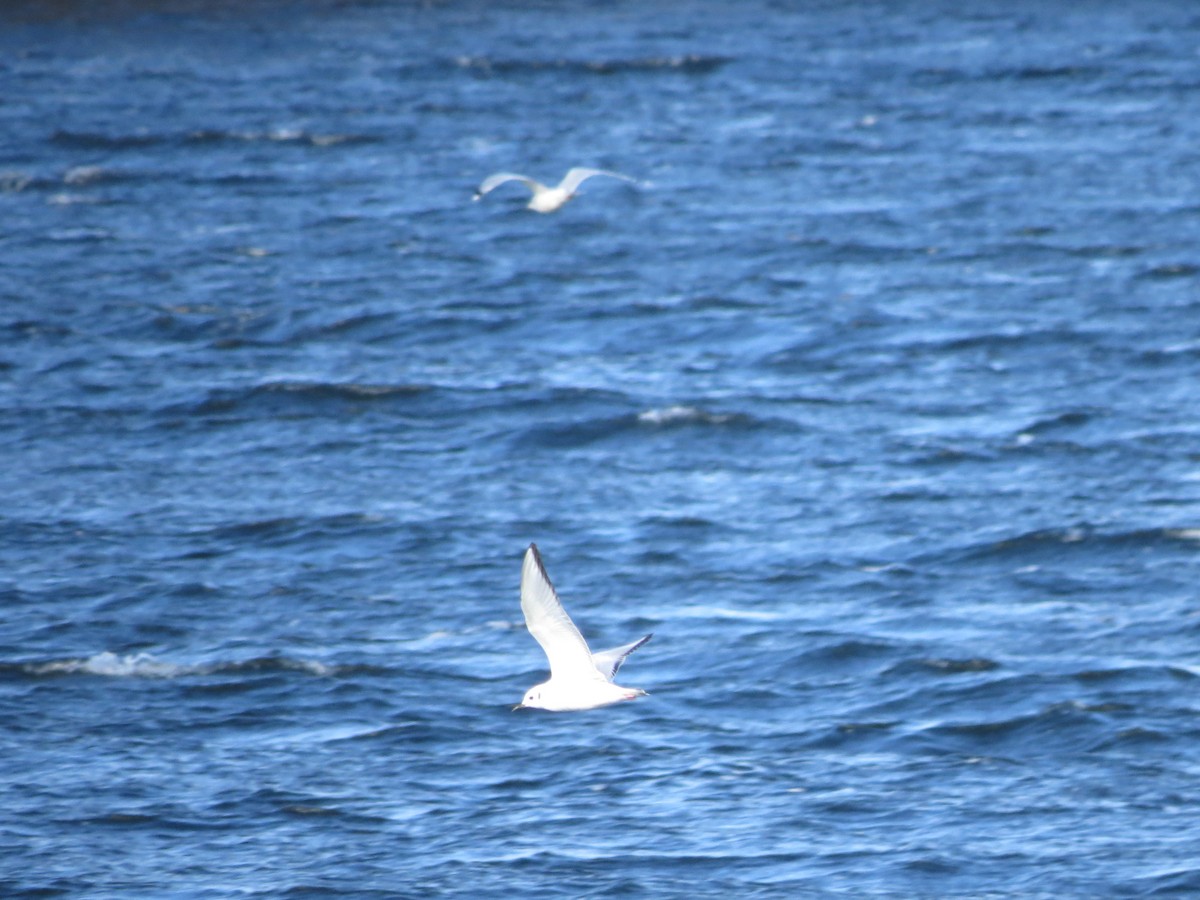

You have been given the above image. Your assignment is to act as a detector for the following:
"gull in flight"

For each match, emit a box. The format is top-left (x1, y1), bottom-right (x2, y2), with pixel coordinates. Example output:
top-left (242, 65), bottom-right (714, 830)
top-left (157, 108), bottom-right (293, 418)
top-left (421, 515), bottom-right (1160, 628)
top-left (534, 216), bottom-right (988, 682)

top-left (514, 543), bottom-right (652, 711)
top-left (473, 167), bottom-right (636, 213)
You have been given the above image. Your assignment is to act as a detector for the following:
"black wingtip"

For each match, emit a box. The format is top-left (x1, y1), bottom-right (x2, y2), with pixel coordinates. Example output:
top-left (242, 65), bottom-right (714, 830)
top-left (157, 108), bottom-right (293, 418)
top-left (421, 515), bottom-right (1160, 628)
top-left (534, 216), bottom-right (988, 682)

top-left (524, 543), bottom-right (554, 590)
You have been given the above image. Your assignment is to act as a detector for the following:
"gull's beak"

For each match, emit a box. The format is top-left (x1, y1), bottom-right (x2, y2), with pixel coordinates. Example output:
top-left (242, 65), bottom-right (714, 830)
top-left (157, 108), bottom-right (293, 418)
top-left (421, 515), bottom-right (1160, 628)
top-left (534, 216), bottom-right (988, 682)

top-left (512, 703), bottom-right (525, 711)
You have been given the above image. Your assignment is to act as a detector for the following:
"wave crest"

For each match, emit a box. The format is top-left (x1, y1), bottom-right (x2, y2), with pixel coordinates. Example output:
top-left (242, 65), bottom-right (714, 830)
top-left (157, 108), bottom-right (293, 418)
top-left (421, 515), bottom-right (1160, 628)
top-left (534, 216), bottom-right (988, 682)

top-left (10, 652), bottom-right (336, 680)
top-left (637, 405), bottom-right (732, 426)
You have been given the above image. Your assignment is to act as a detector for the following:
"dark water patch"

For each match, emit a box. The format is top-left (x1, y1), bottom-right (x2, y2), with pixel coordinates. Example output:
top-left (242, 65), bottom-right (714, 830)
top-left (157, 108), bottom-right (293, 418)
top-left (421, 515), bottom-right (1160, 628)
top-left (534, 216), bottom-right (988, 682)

top-left (143, 304), bottom-right (277, 345)
top-left (637, 514), bottom-right (718, 531)
top-left (281, 804), bottom-right (343, 818)
top-left (451, 54), bottom-right (732, 77)
top-left (915, 702), bottom-right (1113, 757)
top-left (53, 808), bottom-right (234, 836)
top-left (789, 637), bottom-right (905, 677)
top-left (803, 238), bottom-right (918, 265)
top-left (1139, 341), bottom-right (1200, 365)
top-left (4, 319), bottom-right (75, 340)
top-left (1064, 242), bottom-right (1144, 259)
top-left (1088, 726), bottom-right (1174, 753)
top-left (72, 812), bottom-right (160, 827)
top-left (992, 64), bottom-right (1108, 82)
top-left (179, 380), bottom-right (433, 420)
top-left (1120, 866), bottom-right (1200, 896)
top-left (686, 293), bottom-right (769, 312)
top-left (886, 657), bottom-right (1002, 677)
top-left (197, 511), bottom-right (393, 548)
top-left (277, 886), bottom-right (354, 897)
top-left (44, 227), bottom-right (116, 244)
top-left (907, 325), bottom-right (1104, 358)
top-left (209, 656), bottom-right (339, 678)
top-left (1014, 409), bottom-right (1100, 438)
top-left (889, 441), bottom-right (1001, 468)
top-left (757, 326), bottom-right (949, 378)
top-left (0, 515), bottom-right (109, 548)
top-left (1140, 262), bottom-right (1200, 280)
top-left (833, 719), bottom-right (899, 738)
top-left (910, 66), bottom-right (973, 88)
top-left (802, 719), bottom-right (901, 753)
top-left (285, 309), bottom-right (409, 344)
top-left (877, 482), bottom-right (959, 503)
top-left (512, 413), bottom-right (629, 450)
top-left (924, 525), bottom-right (1200, 569)
top-left (49, 127), bottom-right (378, 151)
top-left (1073, 663), bottom-right (1198, 686)
top-left (182, 170), bottom-right (288, 189)
top-left (49, 129), bottom-right (163, 150)
top-left (517, 402), bottom-right (790, 450)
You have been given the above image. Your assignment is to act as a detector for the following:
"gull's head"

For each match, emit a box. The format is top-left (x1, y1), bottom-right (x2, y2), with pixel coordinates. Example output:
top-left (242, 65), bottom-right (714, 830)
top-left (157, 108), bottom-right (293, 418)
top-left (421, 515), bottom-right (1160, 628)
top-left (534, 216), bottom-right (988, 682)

top-left (514, 684), bottom-right (549, 711)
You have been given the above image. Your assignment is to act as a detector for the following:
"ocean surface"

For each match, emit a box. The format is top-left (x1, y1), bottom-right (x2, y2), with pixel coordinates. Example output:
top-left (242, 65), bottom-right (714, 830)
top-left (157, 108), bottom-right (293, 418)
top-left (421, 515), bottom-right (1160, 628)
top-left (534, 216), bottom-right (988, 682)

top-left (3, 0), bottom-right (1199, 896)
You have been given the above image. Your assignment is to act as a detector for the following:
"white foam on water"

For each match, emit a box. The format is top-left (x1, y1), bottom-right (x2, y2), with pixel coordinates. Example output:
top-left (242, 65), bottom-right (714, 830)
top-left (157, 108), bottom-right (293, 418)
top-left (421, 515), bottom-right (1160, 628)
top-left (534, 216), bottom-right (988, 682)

top-left (637, 405), bottom-right (729, 426)
top-left (26, 652), bottom-right (336, 679)
top-left (31, 651), bottom-right (185, 678)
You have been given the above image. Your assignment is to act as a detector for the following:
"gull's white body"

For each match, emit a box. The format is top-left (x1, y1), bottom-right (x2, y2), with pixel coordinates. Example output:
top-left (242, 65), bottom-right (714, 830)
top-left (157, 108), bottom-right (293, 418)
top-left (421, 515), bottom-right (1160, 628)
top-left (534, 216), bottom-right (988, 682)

top-left (474, 167), bottom-right (636, 213)
top-left (515, 543), bottom-right (651, 711)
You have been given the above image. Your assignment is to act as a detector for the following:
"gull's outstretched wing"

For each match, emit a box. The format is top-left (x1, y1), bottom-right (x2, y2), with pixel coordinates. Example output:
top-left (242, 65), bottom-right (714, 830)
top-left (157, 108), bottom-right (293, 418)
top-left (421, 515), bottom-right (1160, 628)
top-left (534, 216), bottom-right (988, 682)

top-left (521, 544), bottom-right (601, 682)
top-left (474, 172), bottom-right (540, 200)
top-left (558, 167), bottom-right (636, 194)
top-left (592, 634), bottom-right (653, 682)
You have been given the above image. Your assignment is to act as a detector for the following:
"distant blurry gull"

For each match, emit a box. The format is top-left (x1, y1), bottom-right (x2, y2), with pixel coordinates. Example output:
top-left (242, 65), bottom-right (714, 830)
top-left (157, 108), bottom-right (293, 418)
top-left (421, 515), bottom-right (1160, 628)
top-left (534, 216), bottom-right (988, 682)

top-left (514, 543), bottom-right (651, 711)
top-left (473, 167), bottom-right (636, 213)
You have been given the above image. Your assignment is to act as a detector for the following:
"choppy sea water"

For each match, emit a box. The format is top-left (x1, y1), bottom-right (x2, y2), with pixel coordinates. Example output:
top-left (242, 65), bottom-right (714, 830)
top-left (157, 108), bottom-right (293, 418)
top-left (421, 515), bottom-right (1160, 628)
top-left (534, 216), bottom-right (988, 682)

top-left (2, 1), bottom-right (1200, 896)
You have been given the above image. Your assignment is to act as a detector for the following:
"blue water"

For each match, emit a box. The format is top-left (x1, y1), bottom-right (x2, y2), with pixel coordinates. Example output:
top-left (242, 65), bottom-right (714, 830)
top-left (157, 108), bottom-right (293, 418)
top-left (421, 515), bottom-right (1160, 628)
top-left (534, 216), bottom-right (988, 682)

top-left (3, 0), bottom-right (1200, 896)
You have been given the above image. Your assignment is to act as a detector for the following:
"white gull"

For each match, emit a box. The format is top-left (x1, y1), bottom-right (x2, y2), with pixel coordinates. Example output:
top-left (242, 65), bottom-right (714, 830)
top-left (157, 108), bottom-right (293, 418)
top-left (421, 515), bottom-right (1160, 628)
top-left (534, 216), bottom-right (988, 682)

top-left (473, 167), bottom-right (636, 213)
top-left (514, 543), bottom-right (651, 711)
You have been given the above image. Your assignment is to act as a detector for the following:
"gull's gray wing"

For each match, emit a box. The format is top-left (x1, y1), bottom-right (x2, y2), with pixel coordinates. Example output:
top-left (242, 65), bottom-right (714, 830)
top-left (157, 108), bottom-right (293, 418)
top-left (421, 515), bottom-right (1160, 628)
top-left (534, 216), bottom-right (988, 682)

top-left (558, 167), bottom-right (637, 194)
top-left (520, 544), bottom-right (602, 682)
top-left (591, 634), bottom-right (652, 682)
top-left (474, 172), bottom-right (540, 199)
